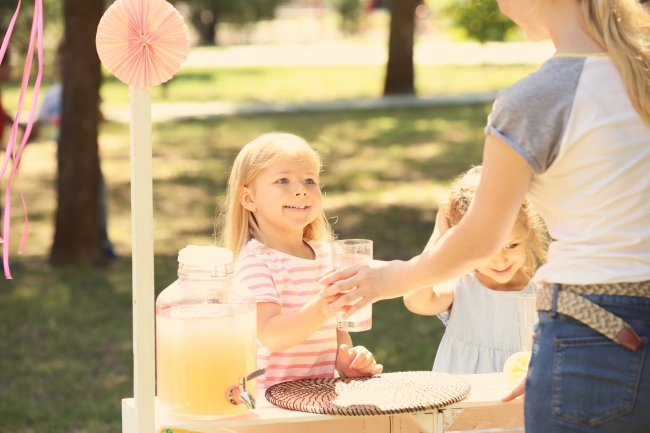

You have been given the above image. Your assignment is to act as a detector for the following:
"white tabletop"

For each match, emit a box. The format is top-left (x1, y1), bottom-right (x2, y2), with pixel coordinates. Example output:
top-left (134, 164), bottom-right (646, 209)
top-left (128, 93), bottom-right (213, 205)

top-left (122, 373), bottom-right (522, 433)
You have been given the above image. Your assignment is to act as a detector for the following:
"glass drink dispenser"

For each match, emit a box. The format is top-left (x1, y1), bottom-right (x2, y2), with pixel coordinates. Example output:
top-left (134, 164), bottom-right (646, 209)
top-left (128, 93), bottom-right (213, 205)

top-left (156, 246), bottom-right (261, 418)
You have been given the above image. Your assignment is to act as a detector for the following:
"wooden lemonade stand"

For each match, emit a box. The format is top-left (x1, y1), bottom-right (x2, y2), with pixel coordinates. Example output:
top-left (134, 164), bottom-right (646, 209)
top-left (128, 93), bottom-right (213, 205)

top-left (94, 1), bottom-right (525, 432)
top-left (121, 373), bottom-right (523, 433)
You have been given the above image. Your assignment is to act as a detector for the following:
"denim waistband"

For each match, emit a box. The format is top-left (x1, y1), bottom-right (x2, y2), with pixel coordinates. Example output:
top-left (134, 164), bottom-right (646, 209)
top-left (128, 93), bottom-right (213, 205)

top-left (538, 283), bottom-right (646, 352)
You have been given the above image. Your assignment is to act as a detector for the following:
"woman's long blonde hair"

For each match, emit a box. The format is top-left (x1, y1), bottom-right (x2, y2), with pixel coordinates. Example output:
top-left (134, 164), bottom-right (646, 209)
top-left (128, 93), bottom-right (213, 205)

top-left (217, 133), bottom-right (333, 257)
top-left (447, 167), bottom-right (549, 277)
top-left (581, 0), bottom-right (650, 123)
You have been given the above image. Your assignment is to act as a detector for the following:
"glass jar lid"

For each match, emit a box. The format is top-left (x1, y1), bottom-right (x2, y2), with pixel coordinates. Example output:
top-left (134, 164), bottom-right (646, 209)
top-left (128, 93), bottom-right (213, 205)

top-left (178, 245), bottom-right (233, 268)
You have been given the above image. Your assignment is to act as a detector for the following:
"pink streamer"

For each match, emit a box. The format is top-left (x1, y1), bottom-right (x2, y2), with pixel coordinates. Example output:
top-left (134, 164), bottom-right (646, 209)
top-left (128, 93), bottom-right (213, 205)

top-left (0, 0), bottom-right (43, 278)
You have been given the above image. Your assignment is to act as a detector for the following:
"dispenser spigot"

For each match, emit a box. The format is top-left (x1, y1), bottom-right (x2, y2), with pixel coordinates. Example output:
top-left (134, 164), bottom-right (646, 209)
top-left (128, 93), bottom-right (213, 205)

top-left (227, 368), bottom-right (265, 409)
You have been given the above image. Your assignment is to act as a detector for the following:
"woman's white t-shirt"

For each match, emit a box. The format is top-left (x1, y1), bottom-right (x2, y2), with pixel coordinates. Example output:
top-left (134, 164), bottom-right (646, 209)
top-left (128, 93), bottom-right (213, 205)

top-left (486, 55), bottom-right (650, 285)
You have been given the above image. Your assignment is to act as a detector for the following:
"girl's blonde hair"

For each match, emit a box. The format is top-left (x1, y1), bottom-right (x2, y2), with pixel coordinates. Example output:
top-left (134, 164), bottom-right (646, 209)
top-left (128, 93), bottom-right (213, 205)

top-left (446, 167), bottom-right (549, 277)
top-left (217, 133), bottom-right (333, 257)
top-left (581, 0), bottom-right (650, 123)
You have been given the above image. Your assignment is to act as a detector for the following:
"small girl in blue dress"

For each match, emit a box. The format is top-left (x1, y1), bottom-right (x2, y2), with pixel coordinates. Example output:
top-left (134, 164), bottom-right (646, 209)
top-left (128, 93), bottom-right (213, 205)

top-left (404, 167), bottom-right (548, 374)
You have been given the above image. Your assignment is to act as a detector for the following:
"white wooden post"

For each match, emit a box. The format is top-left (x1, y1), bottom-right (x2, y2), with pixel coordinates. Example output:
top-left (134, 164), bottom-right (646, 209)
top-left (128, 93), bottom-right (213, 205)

top-left (129, 86), bottom-right (156, 433)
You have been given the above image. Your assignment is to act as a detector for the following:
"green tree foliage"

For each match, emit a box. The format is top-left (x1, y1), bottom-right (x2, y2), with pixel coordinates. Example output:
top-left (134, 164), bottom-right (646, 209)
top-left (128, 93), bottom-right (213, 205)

top-left (0, 0), bottom-right (63, 53)
top-left (332, 0), bottom-right (363, 35)
top-left (442, 0), bottom-right (516, 43)
top-left (226, 0), bottom-right (282, 25)
top-left (171, 0), bottom-right (287, 45)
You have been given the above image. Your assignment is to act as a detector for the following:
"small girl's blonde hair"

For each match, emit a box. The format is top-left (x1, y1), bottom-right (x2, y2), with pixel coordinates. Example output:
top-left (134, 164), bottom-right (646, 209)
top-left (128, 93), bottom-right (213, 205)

top-left (446, 167), bottom-right (549, 277)
top-left (217, 133), bottom-right (333, 257)
top-left (581, 0), bottom-right (650, 123)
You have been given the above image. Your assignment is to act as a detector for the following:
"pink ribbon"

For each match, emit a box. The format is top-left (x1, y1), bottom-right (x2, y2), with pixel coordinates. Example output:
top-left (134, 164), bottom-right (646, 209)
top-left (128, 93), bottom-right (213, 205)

top-left (0, 0), bottom-right (43, 279)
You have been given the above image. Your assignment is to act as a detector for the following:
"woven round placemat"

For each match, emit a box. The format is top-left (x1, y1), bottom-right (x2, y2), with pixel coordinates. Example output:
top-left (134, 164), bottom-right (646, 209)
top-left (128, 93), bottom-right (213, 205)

top-left (265, 371), bottom-right (470, 416)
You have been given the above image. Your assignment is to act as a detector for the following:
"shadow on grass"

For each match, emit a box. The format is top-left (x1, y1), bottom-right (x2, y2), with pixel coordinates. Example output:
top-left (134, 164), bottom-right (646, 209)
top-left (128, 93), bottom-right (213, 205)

top-left (103, 104), bottom-right (489, 218)
top-left (0, 256), bottom-right (180, 433)
top-left (4, 104), bottom-right (485, 432)
top-left (0, 204), bottom-right (445, 432)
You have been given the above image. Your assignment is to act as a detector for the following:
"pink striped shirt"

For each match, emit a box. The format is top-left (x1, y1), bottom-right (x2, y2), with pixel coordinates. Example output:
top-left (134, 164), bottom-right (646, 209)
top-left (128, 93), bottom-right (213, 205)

top-left (234, 239), bottom-right (337, 390)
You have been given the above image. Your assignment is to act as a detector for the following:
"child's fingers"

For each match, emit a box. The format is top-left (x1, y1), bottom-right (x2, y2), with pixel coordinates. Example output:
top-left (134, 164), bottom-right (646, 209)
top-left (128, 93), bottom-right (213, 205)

top-left (353, 359), bottom-right (378, 375)
top-left (435, 200), bottom-right (452, 234)
top-left (350, 349), bottom-right (372, 370)
top-left (372, 364), bottom-right (383, 375)
top-left (323, 293), bottom-right (345, 305)
top-left (502, 376), bottom-right (526, 402)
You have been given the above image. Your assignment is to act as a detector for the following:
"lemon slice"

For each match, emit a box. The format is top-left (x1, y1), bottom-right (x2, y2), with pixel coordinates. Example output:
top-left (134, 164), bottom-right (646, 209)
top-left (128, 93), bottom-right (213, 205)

top-left (503, 351), bottom-right (531, 388)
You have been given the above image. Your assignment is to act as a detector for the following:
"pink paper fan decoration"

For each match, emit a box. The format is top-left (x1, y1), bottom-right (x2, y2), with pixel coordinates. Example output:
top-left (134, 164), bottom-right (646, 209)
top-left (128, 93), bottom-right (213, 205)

top-left (96, 0), bottom-right (189, 88)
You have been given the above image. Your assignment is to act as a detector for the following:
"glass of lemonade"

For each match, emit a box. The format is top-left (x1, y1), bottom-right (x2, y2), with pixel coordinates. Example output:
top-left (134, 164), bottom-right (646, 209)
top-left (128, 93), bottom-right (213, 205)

top-left (332, 239), bottom-right (373, 332)
top-left (517, 294), bottom-right (538, 352)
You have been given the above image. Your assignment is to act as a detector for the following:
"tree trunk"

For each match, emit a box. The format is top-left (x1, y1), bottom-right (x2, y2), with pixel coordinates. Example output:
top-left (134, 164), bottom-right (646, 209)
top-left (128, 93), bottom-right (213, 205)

top-left (191, 5), bottom-right (219, 45)
top-left (383, 0), bottom-right (419, 95)
top-left (50, 0), bottom-right (104, 266)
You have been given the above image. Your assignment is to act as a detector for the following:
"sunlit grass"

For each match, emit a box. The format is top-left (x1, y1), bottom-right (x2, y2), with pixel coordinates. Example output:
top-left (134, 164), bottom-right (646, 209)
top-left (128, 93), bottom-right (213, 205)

top-left (1, 104), bottom-right (489, 432)
top-left (2, 64), bottom-right (537, 113)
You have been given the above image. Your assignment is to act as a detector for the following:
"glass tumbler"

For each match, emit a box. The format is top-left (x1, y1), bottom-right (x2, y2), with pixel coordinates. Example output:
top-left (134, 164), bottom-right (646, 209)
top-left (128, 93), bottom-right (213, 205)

top-left (331, 239), bottom-right (373, 332)
top-left (517, 294), bottom-right (539, 352)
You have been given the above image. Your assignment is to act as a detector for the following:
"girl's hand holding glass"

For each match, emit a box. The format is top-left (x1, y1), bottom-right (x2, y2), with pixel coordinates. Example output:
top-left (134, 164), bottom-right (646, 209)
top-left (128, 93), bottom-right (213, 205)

top-left (316, 293), bottom-right (346, 317)
top-left (319, 259), bottom-right (407, 318)
top-left (335, 343), bottom-right (383, 377)
top-left (320, 201), bottom-right (454, 316)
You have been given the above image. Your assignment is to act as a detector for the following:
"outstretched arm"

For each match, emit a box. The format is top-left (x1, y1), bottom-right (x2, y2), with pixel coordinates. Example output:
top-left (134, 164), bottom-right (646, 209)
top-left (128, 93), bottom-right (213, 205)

top-left (320, 134), bottom-right (533, 316)
top-left (404, 284), bottom-right (455, 316)
top-left (257, 295), bottom-right (338, 353)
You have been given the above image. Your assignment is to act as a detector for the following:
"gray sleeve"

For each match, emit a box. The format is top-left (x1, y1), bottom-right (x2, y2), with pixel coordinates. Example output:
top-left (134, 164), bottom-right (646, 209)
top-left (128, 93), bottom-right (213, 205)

top-left (484, 57), bottom-right (585, 174)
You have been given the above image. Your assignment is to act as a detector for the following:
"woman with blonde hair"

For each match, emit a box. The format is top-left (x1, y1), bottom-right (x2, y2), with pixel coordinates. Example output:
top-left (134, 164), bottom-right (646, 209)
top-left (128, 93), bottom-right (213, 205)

top-left (321, 1), bottom-right (650, 430)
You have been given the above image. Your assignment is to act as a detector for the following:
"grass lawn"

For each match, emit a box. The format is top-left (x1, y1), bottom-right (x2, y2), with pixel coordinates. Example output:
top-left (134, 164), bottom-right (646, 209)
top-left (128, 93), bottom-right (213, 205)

top-left (0, 103), bottom-right (490, 432)
top-left (2, 64), bottom-right (538, 111)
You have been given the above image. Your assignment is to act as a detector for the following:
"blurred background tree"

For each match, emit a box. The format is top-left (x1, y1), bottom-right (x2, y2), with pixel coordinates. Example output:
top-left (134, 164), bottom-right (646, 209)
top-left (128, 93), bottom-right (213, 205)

top-left (440, 0), bottom-right (516, 42)
top-left (384, 0), bottom-right (420, 95)
top-left (0, 0), bottom-right (63, 55)
top-left (51, 0), bottom-right (105, 266)
top-left (172, 0), bottom-right (288, 45)
top-left (332, 0), bottom-right (363, 35)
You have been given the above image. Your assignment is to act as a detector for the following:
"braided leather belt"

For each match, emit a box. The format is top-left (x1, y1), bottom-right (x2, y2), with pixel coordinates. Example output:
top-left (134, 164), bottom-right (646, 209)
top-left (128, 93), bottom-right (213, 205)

top-left (537, 281), bottom-right (650, 352)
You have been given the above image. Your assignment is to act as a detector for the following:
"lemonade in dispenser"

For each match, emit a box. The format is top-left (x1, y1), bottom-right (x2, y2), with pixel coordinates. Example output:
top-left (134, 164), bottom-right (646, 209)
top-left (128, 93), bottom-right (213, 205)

top-left (156, 246), bottom-right (262, 418)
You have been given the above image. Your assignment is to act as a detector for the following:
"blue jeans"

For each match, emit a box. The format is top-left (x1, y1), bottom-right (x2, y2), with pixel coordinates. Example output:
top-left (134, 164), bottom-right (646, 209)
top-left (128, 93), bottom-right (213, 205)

top-left (525, 294), bottom-right (650, 432)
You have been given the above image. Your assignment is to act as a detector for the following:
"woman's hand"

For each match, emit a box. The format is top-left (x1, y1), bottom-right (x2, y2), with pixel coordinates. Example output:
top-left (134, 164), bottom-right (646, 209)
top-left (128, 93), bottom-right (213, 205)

top-left (335, 344), bottom-right (383, 377)
top-left (502, 375), bottom-right (526, 402)
top-left (319, 259), bottom-right (407, 318)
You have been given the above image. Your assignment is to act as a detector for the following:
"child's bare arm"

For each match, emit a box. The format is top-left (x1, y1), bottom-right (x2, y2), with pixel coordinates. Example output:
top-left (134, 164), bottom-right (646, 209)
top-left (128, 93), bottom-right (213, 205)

top-left (257, 295), bottom-right (337, 352)
top-left (404, 203), bottom-right (454, 315)
top-left (403, 284), bottom-right (454, 316)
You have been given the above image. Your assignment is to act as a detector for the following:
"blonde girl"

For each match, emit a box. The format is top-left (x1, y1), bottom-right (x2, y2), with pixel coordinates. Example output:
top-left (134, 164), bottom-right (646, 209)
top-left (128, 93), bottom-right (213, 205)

top-left (221, 133), bottom-right (382, 390)
top-left (404, 167), bottom-right (548, 375)
top-left (320, 1), bottom-right (650, 431)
